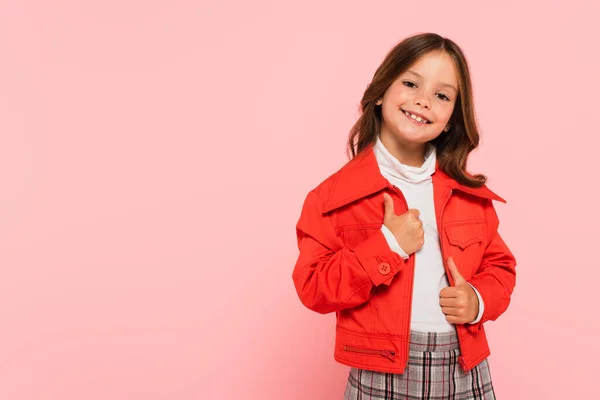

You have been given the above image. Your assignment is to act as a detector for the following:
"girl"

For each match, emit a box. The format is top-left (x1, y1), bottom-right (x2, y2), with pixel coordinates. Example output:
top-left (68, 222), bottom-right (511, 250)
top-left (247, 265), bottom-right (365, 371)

top-left (292, 33), bottom-right (516, 399)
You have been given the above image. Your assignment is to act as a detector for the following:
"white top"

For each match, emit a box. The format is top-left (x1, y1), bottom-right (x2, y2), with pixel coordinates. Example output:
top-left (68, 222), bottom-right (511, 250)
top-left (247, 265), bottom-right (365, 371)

top-left (373, 137), bottom-right (484, 332)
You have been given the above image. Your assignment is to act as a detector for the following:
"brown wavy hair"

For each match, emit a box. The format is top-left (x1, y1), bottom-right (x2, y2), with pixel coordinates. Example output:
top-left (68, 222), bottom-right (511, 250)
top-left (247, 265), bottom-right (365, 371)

top-left (347, 33), bottom-right (487, 187)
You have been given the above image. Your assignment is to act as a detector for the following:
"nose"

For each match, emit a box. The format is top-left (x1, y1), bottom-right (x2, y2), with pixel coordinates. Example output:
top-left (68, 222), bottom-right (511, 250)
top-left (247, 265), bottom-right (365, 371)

top-left (414, 89), bottom-right (431, 109)
top-left (416, 100), bottom-right (430, 109)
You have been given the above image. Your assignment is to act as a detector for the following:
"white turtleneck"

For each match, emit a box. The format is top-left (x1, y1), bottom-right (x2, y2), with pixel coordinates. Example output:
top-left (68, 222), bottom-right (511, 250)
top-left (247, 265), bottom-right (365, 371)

top-left (374, 136), bottom-right (484, 333)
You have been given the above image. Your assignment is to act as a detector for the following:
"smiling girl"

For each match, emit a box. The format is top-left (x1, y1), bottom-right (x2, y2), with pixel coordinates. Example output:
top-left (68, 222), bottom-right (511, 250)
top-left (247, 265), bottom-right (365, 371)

top-left (292, 33), bottom-right (517, 399)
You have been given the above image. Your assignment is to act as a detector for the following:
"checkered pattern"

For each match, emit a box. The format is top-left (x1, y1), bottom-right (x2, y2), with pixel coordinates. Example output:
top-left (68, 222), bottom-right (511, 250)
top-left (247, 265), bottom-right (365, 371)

top-left (343, 331), bottom-right (495, 400)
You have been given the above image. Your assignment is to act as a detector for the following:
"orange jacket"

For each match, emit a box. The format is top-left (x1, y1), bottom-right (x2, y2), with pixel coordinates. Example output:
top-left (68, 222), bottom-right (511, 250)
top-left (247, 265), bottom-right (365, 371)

top-left (292, 146), bottom-right (516, 374)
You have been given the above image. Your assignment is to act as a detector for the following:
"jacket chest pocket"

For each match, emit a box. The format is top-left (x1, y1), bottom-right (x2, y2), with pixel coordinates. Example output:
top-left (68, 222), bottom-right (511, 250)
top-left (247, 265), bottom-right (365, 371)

top-left (443, 220), bottom-right (486, 278)
top-left (338, 223), bottom-right (382, 249)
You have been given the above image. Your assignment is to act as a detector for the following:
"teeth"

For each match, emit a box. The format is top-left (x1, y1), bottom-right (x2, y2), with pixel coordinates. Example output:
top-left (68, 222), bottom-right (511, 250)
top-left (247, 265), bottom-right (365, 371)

top-left (403, 110), bottom-right (429, 124)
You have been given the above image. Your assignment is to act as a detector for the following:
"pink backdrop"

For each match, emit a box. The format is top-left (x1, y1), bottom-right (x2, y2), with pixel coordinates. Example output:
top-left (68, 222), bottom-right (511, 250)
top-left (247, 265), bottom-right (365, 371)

top-left (1, 1), bottom-right (598, 398)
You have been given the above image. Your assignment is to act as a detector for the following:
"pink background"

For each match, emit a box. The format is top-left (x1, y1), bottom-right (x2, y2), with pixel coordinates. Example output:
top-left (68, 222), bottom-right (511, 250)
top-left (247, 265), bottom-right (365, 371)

top-left (1, 1), bottom-right (599, 398)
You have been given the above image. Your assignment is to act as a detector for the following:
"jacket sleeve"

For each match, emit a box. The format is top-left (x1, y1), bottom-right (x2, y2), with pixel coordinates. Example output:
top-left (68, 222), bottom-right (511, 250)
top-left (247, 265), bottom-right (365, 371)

top-left (292, 190), bottom-right (406, 314)
top-left (466, 199), bottom-right (517, 332)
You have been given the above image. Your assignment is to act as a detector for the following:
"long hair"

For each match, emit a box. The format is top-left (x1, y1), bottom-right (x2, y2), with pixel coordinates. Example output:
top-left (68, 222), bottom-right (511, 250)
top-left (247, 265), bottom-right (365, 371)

top-left (347, 33), bottom-right (487, 187)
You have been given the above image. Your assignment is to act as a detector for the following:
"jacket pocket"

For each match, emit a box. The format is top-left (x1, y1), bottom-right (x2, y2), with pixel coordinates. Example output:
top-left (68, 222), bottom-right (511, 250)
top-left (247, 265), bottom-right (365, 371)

top-left (343, 345), bottom-right (396, 361)
top-left (443, 220), bottom-right (486, 277)
top-left (444, 220), bottom-right (485, 250)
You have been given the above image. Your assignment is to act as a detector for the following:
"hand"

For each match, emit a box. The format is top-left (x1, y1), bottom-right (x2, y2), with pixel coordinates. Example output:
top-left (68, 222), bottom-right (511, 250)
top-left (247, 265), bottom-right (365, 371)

top-left (439, 257), bottom-right (479, 324)
top-left (383, 192), bottom-right (424, 255)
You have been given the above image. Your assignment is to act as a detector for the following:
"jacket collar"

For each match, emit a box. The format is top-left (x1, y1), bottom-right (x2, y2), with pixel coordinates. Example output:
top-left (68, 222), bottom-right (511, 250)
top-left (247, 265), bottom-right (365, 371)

top-left (322, 145), bottom-right (506, 214)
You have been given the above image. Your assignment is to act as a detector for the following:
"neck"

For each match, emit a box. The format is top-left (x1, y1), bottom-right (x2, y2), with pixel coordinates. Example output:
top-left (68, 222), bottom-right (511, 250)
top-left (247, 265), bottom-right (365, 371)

top-left (379, 132), bottom-right (428, 167)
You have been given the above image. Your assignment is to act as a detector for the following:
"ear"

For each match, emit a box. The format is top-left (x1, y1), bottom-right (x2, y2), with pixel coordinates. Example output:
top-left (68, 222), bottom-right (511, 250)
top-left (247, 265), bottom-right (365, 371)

top-left (376, 98), bottom-right (382, 106)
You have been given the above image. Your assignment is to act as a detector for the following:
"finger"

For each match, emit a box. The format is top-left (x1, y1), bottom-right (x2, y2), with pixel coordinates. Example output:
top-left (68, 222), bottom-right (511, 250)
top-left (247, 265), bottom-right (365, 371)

top-left (439, 287), bottom-right (458, 298)
top-left (408, 208), bottom-right (420, 219)
top-left (441, 306), bottom-right (460, 316)
top-left (383, 193), bottom-right (395, 218)
top-left (447, 257), bottom-right (466, 285)
top-left (439, 297), bottom-right (460, 307)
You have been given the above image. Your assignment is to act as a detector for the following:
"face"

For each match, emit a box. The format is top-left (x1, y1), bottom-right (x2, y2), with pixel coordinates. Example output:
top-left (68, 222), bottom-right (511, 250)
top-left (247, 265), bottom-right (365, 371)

top-left (377, 50), bottom-right (459, 151)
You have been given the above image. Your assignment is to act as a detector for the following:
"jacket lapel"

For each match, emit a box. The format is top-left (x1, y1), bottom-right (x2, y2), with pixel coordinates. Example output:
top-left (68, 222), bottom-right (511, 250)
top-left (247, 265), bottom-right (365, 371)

top-left (322, 145), bottom-right (505, 215)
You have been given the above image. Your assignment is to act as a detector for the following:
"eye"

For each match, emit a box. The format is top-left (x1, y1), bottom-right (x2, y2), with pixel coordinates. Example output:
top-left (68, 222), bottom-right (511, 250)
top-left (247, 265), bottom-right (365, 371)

top-left (437, 93), bottom-right (451, 101)
top-left (402, 81), bottom-right (417, 88)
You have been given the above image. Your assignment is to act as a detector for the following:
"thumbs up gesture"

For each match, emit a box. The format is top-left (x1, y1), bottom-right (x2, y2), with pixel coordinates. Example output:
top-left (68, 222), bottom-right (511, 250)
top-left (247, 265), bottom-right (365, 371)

top-left (382, 193), bottom-right (424, 255)
top-left (439, 257), bottom-right (479, 324)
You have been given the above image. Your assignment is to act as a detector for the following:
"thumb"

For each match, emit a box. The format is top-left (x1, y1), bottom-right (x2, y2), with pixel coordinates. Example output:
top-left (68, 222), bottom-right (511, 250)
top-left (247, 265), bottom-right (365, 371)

top-left (383, 193), bottom-right (395, 218)
top-left (447, 257), bottom-right (466, 285)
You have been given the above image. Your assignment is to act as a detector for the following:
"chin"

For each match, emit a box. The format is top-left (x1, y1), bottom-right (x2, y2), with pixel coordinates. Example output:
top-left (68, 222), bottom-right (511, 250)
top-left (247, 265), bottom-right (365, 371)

top-left (398, 127), bottom-right (441, 142)
top-left (394, 132), bottom-right (434, 144)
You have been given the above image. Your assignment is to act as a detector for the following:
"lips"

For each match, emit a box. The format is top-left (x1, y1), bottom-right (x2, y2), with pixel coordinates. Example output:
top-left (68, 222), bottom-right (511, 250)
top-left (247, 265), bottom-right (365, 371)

top-left (401, 109), bottom-right (431, 124)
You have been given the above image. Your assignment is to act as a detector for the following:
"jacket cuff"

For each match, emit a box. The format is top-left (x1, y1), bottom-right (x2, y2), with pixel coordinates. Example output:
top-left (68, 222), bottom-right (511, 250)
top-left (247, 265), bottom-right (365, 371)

top-left (466, 282), bottom-right (484, 333)
top-left (353, 229), bottom-right (405, 286)
top-left (468, 283), bottom-right (485, 323)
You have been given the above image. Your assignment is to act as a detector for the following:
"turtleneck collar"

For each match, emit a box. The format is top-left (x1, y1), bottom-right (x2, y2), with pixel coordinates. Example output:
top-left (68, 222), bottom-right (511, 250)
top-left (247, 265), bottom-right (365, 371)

top-left (373, 136), bottom-right (436, 184)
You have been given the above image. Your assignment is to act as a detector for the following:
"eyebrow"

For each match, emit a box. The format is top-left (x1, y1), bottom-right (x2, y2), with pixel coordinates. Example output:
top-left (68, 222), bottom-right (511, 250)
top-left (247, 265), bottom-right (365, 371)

top-left (405, 70), bottom-right (458, 93)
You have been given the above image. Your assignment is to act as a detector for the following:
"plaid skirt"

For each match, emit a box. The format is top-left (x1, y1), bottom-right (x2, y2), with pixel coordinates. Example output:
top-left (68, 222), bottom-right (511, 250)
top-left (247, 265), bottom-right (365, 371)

top-left (343, 331), bottom-right (495, 400)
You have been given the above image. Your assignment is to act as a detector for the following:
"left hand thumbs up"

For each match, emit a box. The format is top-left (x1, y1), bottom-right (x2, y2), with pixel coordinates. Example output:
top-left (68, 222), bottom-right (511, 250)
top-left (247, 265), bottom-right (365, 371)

top-left (439, 257), bottom-right (479, 324)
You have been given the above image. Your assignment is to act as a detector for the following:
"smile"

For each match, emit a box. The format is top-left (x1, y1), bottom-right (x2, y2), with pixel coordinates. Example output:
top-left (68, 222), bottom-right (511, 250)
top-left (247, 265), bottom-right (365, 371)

top-left (402, 110), bottom-right (431, 125)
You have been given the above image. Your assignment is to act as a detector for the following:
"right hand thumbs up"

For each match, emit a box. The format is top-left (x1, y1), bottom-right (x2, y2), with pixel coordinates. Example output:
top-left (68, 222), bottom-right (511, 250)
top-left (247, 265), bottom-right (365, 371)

top-left (383, 193), bottom-right (424, 255)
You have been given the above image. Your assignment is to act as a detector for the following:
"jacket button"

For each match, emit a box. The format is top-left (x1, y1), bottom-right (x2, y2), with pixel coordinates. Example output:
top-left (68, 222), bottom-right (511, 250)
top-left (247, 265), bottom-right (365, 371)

top-left (378, 262), bottom-right (391, 275)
